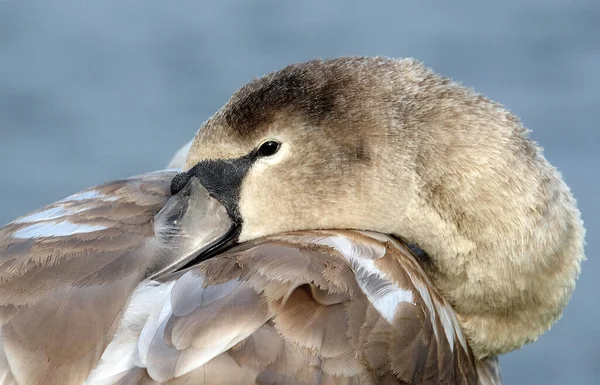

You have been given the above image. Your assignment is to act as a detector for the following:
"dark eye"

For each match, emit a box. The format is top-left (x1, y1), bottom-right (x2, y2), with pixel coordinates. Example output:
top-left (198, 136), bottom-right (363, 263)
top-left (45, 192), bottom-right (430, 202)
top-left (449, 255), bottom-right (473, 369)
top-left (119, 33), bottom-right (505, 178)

top-left (256, 140), bottom-right (281, 157)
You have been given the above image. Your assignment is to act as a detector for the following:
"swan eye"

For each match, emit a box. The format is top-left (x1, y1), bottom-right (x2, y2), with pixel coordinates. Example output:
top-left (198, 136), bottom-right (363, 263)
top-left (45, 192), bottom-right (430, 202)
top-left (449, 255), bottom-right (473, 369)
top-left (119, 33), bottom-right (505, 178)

top-left (256, 140), bottom-right (281, 157)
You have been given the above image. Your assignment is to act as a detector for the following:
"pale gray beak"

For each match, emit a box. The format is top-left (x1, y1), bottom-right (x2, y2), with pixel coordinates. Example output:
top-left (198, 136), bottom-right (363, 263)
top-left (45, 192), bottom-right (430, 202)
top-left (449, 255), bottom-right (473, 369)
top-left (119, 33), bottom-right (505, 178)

top-left (149, 176), bottom-right (238, 279)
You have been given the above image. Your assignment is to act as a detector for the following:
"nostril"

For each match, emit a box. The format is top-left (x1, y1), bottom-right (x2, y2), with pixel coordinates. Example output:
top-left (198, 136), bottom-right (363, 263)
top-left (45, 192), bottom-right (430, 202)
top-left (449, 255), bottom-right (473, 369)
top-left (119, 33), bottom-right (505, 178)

top-left (170, 172), bottom-right (192, 195)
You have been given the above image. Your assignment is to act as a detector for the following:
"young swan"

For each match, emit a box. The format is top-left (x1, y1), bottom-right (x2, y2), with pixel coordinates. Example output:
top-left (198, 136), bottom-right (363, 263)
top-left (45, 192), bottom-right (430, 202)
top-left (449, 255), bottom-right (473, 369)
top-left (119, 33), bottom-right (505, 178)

top-left (181, 57), bottom-right (585, 359)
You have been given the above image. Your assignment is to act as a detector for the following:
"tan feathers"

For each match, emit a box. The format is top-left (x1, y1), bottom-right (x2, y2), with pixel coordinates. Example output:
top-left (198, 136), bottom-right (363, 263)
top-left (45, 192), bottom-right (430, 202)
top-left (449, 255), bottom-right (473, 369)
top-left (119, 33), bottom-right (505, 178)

top-left (91, 230), bottom-right (495, 384)
top-left (0, 171), bottom-right (499, 384)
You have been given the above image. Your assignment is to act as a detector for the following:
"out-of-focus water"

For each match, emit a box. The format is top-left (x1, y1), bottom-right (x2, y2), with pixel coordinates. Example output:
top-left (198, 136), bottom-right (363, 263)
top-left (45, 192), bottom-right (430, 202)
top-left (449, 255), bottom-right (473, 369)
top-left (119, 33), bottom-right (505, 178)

top-left (0, 1), bottom-right (598, 384)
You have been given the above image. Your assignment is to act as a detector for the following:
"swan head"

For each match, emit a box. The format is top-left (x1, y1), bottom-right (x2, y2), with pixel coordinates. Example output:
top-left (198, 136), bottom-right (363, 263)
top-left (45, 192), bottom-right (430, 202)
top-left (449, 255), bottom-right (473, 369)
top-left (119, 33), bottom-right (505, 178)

top-left (174, 57), bottom-right (585, 358)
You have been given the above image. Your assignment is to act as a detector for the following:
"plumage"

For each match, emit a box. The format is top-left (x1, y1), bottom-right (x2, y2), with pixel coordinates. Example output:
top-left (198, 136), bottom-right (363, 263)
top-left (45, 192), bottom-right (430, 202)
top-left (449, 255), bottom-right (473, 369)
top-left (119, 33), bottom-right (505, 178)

top-left (0, 171), bottom-right (236, 385)
top-left (127, 228), bottom-right (489, 384)
top-left (0, 172), bottom-right (499, 384)
top-left (0, 173), bottom-right (175, 385)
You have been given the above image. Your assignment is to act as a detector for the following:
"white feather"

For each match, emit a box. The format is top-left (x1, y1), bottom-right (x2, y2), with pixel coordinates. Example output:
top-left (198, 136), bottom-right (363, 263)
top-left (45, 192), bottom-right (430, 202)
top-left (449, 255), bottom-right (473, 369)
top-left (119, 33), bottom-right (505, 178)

top-left (59, 189), bottom-right (118, 202)
top-left (84, 281), bottom-right (174, 385)
top-left (310, 235), bottom-right (415, 322)
top-left (12, 221), bottom-right (107, 239)
top-left (14, 206), bottom-right (86, 224)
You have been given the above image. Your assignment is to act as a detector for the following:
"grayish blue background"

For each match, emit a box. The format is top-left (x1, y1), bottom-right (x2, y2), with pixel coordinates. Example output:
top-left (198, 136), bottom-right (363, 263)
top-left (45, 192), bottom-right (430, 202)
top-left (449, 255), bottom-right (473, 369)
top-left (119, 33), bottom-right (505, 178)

top-left (0, 1), bottom-right (598, 384)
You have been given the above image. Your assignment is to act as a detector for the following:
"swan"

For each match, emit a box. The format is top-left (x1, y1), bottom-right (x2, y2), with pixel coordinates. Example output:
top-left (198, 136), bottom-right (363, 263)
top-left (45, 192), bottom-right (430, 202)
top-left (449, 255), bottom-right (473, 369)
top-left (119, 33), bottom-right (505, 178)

top-left (0, 56), bottom-right (583, 384)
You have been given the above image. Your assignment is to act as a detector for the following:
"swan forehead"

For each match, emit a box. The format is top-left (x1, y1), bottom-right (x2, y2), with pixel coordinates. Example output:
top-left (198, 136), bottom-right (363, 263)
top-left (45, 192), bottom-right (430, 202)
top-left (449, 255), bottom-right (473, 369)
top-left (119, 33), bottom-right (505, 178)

top-left (186, 58), bottom-right (395, 168)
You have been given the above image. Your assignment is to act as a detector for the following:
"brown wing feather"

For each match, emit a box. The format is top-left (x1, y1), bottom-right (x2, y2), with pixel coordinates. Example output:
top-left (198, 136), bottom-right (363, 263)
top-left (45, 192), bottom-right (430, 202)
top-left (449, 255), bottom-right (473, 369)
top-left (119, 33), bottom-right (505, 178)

top-left (0, 171), bottom-right (198, 385)
top-left (476, 356), bottom-right (502, 385)
top-left (121, 230), bottom-right (496, 384)
top-left (0, 173), bottom-right (500, 385)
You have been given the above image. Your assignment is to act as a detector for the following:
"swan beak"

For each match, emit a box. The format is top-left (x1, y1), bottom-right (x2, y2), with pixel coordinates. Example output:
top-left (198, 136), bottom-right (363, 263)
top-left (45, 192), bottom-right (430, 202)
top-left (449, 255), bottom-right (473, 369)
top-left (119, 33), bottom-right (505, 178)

top-left (151, 176), bottom-right (238, 277)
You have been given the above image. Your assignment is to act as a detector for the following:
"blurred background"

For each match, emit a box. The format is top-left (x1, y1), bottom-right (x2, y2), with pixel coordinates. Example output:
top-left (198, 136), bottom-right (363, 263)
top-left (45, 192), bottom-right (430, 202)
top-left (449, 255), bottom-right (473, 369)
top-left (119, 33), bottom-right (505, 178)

top-left (0, 1), bottom-right (598, 383)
